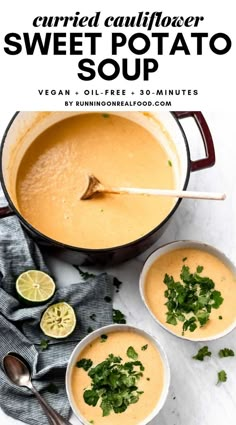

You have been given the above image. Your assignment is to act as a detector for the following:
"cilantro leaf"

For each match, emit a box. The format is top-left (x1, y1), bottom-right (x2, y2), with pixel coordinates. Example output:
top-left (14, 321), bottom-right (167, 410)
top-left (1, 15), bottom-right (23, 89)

top-left (218, 348), bottom-right (235, 358)
top-left (84, 389), bottom-right (99, 406)
top-left (113, 277), bottom-right (123, 292)
top-left (141, 344), bottom-right (148, 351)
top-left (197, 266), bottom-right (204, 273)
top-left (217, 370), bottom-right (227, 384)
top-left (166, 312), bottom-right (177, 326)
top-left (100, 334), bottom-right (108, 343)
top-left (75, 267), bottom-right (96, 280)
top-left (183, 317), bottom-right (197, 334)
top-left (193, 346), bottom-right (212, 361)
top-left (127, 346), bottom-right (138, 360)
top-left (113, 309), bottom-right (126, 324)
top-left (196, 311), bottom-right (209, 327)
top-left (76, 358), bottom-right (93, 371)
top-left (40, 339), bottom-right (49, 351)
top-left (211, 290), bottom-right (224, 309)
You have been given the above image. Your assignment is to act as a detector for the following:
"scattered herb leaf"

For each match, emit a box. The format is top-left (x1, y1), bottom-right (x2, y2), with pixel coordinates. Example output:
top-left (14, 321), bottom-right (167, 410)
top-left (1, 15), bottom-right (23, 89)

top-left (218, 348), bottom-right (235, 358)
top-left (76, 358), bottom-right (93, 371)
top-left (83, 352), bottom-right (144, 416)
top-left (192, 346), bottom-right (212, 361)
top-left (141, 344), bottom-right (148, 351)
top-left (102, 113), bottom-right (110, 118)
top-left (40, 339), bottom-right (49, 351)
top-left (113, 277), bottom-right (123, 292)
top-left (182, 257), bottom-right (187, 262)
top-left (100, 334), bottom-right (108, 343)
top-left (75, 267), bottom-right (96, 280)
top-left (217, 370), bottom-right (227, 384)
top-left (218, 315), bottom-right (223, 320)
top-left (146, 377), bottom-right (150, 381)
top-left (104, 296), bottom-right (112, 303)
top-left (90, 313), bottom-right (96, 321)
top-left (87, 327), bottom-right (94, 334)
top-left (168, 160), bottom-right (172, 167)
top-left (127, 346), bottom-right (138, 360)
top-left (89, 421), bottom-right (94, 424)
top-left (46, 383), bottom-right (59, 394)
top-left (113, 309), bottom-right (126, 324)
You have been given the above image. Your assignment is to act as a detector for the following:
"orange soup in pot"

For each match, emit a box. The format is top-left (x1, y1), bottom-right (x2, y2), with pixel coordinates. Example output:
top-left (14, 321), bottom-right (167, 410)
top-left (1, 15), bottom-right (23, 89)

top-left (15, 113), bottom-right (176, 248)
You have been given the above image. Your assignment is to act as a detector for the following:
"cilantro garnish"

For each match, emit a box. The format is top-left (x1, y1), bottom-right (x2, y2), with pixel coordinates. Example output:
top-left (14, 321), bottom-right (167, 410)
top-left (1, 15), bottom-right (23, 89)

top-left (182, 257), bottom-right (187, 262)
top-left (163, 264), bottom-right (224, 335)
top-left (218, 315), bottom-right (223, 320)
top-left (90, 313), bottom-right (96, 321)
top-left (168, 160), bottom-right (172, 167)
top-left (87, 327), bottom-right (94, 334)
top-left (100, 334), bottom-right (108, 343)
top-left (141, 344), bottom-right (148, 351)
top-left (46, 383), bottom-right (59, 394)
top-left (217, 370), bottom-right (227, 384)
top-left (76, 358), bottom-right (93, 371)
top-left (102, 113), bottom-right (110, 118)
top-left (218, 348), bottom-right (235, 358)
top-left (193, 346), bottom-right (212, 361)
top-left (127, 346), bottom-right (138, 360)
top-left (40, 339), bottom-right (49, 351)
top-left (112, 309), bottom-right (126, 324)
top-left (83, 352), bottom-right (144, 416)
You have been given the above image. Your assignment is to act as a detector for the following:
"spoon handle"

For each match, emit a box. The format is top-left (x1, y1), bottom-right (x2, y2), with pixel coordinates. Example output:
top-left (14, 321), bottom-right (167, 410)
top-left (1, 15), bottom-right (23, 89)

top-left (108, 187), bottom-right (226, 201)
top-left (30, 384), bottom-right (72, 425)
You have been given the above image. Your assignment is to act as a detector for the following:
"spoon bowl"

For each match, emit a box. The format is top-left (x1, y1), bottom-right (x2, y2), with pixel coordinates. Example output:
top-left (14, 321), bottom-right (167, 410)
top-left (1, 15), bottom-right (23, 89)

top-left (2, 353), bottom-right (72, 425)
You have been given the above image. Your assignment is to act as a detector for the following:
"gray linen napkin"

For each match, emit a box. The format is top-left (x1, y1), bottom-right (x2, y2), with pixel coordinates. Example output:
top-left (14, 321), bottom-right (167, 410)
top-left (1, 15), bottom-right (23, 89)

top-left (0, 215), bottom-right (114, 425)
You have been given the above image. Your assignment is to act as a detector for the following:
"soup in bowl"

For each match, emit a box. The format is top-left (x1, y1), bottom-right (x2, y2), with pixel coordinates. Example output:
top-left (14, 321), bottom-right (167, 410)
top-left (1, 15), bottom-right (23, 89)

top-left (66, 324), bottom-right (170, 425)
top-left (140, 241), bottom-right (236, 341)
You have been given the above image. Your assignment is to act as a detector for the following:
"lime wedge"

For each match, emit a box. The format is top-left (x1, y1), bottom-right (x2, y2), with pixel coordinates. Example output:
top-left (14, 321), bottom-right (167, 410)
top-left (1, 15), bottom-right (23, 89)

top-left (16, 270), bottom-right (55, 305)
top-left (40, 302), bottom-right (76, 339)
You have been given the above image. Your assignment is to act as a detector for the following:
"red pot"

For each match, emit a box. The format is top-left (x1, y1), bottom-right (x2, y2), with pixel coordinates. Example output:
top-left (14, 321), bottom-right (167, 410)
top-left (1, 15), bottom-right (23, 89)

top-left (0, 111), bottom-right (215, 265)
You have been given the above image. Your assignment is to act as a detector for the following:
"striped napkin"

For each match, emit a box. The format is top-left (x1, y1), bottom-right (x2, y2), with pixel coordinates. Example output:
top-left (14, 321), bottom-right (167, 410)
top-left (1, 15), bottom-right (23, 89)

top-left (0, 211), bottom-right (114, 425)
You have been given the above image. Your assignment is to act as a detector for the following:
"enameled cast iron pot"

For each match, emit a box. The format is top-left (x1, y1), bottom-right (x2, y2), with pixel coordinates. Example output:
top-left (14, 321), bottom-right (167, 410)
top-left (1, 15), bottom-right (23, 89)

top-left (0, 111), bottom-right (215, 265)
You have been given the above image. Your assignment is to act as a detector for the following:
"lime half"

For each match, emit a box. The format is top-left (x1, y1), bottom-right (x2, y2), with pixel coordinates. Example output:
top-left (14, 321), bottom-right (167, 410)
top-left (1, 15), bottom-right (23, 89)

top-left (16, 270), bottom-right (55, 305)
top-left (40, 302), bottom-right (76, 339)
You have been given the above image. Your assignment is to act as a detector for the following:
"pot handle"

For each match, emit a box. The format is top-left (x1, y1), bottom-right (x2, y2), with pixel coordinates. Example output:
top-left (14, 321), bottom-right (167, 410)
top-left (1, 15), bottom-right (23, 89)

top-left (0, 205), bottom-right (14, 219)
top-left (173, 111), bottom-right (215, 172)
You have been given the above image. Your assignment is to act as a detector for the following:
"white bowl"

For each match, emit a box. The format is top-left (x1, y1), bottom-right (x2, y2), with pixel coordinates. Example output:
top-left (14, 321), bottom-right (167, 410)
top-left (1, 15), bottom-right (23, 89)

top-left (66, 324), bottom-right (170, 425)
top-left (139, 240), bottom-right (236, 342)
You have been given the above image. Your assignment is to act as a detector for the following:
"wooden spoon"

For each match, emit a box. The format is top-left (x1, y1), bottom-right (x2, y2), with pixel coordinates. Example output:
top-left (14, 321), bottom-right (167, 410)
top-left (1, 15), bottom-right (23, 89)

top-left (80, 174), bottom-right (226, 201)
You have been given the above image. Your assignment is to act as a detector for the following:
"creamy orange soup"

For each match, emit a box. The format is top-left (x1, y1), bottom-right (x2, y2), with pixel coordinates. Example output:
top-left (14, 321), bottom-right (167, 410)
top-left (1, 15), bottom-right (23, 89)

top-left (144, 248), bottom-right (236, 339)
top-left (15, 113), bottom-right (175, 248)
top-left (71, 330), bottom-right (164, 425)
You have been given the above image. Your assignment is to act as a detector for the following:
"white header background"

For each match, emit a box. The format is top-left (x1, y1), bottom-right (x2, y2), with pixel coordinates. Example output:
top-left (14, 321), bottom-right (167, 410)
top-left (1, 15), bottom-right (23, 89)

top-left (0, 0), bottom-right (235, 110)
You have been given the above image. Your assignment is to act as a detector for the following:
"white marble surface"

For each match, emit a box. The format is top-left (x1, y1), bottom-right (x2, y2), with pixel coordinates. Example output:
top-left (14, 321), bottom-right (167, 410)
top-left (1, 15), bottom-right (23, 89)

top-left (0, 111), bottom-right (236, 425)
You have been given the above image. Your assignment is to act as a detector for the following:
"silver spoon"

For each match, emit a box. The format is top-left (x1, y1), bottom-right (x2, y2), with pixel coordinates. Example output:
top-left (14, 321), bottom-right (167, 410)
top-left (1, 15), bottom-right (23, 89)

top-left (80, 174), bottom-right (226, 201)
top-left (2, 353), bottom-right (72, 425)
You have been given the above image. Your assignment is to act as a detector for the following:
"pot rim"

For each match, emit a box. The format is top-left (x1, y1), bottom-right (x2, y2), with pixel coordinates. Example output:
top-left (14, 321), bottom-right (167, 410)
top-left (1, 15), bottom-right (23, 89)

top-left (139, 239), bottom-right (236, 342)
top-left (0, 111), bottom-right (191, 253)
top-left (65, 323), bottom-right (171, 425)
